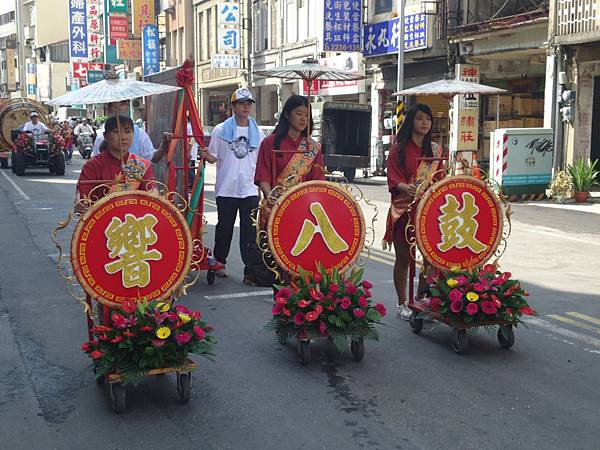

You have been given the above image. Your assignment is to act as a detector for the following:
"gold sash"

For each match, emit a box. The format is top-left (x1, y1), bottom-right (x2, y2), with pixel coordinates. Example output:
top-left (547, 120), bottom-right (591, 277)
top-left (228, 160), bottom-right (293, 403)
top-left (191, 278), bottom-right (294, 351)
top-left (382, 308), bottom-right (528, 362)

top-left (275, 137), bottom-right (320, 188)
top-left (110, 154), bottom-right (151, 193)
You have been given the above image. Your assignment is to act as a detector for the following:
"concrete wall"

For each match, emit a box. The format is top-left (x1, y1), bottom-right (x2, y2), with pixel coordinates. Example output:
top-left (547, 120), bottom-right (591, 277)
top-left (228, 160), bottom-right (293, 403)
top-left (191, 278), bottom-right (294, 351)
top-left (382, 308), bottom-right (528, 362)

top-left (35, 0), bottom-right (68, 47)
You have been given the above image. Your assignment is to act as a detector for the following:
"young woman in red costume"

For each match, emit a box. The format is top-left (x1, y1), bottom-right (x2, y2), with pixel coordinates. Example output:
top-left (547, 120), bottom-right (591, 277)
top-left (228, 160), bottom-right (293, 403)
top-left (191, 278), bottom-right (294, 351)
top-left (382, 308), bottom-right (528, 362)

top-left (383, 103), bottom-right (442, 319)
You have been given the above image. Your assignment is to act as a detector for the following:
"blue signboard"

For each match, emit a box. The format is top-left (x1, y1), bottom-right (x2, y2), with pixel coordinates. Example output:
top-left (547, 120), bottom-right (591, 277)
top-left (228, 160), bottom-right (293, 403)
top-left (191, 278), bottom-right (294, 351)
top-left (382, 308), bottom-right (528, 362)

top-left (363, 13), bottom-right (427, 57)
top-left (323, 0), bottom-right (362, 52)
top-left (69, 0), bottom-right (88, 60)
top-left (142, 24), bottom-right (160, 76)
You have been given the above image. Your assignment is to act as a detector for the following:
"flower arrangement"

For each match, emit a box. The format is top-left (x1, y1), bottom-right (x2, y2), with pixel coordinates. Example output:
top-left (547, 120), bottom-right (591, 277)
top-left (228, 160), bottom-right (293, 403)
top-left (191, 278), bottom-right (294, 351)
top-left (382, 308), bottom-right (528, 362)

top-left (267, 265), bottom-right (387, 351)
top-left (13, 131), bottom-right (65, 155)
top-left (423, 264), bottom-right (535, 326)
top-left (82, 299), bottom-right (216, 384)
top-left (547, 170), bottom-right (573, 202)
top-left (13, 132), bottom-right (33, 153)
top-left (49, 131), bottom-right (65, 154)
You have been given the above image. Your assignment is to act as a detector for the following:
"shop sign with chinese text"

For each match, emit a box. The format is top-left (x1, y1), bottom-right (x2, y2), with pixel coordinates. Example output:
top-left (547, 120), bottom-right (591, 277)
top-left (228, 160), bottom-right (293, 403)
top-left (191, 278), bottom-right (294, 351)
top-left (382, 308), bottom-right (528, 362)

top-left (71, 192), bottom-right (192, 308)
top-left (132, 0), bottom-right (156, 36)
top-left (218, 1), bottom-right (240, 52)
top-left (267, 181), bottom-right (365, 277)
top-left (108, 0), bottom-right (127, 13)
top-left (363, 13), bottom-right (427, 57)
top-left (69, 0), bottom-right (88, 61)
top-left (323, 0), bottom-right (362, 52)
top-left (87, 0), bottom-right (103, 61)
top-left (73, 62), bottom-right (89, 87)
top-left (142, 24), bottom-right (160, 76)
top-left (415, 176), bottom-right (503, 271)
top-left (212, 54), bottom-right (241, 69)
top-left (109, 15), bottom-right (128, 44)
top-left (117, 39), bottom-right (143, 61)
top-left (451, 64), bottom-right (480, 152)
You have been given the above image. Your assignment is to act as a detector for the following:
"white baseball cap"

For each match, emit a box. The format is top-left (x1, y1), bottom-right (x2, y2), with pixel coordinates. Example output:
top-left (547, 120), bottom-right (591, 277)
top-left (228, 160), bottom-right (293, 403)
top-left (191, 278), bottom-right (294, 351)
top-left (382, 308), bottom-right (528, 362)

top-left (231, 87), bottom-right (255, 104)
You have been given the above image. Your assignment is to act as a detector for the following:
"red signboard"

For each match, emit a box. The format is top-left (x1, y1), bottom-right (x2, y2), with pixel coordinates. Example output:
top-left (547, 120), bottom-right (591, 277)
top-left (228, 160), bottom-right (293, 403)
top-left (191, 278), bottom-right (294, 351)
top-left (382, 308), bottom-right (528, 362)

top-left (267, 181), bottom-right (365, 277)
top-left (415, 176), bottom-right (503, 271)
top-left (72, 62), bottom-right (88, 87)
top-left (109, 15), bottom-right (129, 45)
top-left (71, 191), bottom-right (193, 308)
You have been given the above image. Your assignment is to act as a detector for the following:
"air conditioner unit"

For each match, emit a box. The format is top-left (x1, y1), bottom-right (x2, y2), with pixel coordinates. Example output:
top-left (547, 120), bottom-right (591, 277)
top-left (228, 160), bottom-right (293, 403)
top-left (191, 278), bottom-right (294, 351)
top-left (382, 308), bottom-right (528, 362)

top-left (23, 26), bottom-right (34, 42)
top-left (132, 99), bottom-right (143, 109)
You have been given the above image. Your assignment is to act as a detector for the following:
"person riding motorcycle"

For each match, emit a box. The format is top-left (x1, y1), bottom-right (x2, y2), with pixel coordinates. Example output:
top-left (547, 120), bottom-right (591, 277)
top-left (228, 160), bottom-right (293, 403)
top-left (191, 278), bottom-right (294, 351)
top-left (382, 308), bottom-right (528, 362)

top-left (74, 118), bottom-right (95, 159)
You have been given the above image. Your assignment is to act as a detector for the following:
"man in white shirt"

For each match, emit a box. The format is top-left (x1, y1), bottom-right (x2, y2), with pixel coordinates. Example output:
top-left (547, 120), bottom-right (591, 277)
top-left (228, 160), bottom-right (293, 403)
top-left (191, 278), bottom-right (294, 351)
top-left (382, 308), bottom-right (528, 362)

top-left (92, 100), bottom-right (170, 162)
top-left (22, 112), bottom-right (50, 136)
top-left (199, 88), bottom-right (265, 282)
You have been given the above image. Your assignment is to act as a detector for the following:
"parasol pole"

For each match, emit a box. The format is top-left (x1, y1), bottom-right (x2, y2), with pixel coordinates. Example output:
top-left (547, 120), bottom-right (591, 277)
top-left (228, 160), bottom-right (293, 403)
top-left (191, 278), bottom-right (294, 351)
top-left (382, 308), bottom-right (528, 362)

top-left (307, 76), bottom-right (312, 137)
top-left (116, 112), bottom-right (124, 166)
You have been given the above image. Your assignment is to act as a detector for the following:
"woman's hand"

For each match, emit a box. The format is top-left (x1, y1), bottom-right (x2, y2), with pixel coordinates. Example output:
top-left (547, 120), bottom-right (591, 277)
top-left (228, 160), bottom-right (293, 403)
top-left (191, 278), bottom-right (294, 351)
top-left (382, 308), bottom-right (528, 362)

top-left (397, 183), bottom-right (417, 196)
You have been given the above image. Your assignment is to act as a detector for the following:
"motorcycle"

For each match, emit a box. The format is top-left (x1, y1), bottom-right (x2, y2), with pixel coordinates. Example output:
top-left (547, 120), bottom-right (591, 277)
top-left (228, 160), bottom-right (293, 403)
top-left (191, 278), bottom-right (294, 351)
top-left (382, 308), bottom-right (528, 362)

top-left (77, 132), bottom-right (93, 159)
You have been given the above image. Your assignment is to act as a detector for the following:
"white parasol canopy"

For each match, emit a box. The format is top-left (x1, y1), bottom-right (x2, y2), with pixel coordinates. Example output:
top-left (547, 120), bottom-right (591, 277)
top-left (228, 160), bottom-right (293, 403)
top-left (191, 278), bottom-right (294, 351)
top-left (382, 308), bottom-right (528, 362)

top-left (393, 79), bottom-right (506, 97)
top-left (253, 58), bottom-right (365, 83)
top-left (46, 77), bottom-right (181, 106)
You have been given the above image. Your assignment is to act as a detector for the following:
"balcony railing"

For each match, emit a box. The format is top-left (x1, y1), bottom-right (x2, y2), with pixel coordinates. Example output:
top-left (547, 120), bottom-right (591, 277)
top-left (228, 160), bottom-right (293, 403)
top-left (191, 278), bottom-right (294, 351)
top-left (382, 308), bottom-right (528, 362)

top-left (556, 0), bottom-right (600, 39)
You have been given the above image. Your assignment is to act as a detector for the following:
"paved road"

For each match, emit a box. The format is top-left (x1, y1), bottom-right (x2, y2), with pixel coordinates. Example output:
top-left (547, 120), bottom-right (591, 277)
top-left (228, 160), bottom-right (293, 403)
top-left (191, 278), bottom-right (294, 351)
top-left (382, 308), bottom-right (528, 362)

top-left (1, 157), bottom-right (599, 449)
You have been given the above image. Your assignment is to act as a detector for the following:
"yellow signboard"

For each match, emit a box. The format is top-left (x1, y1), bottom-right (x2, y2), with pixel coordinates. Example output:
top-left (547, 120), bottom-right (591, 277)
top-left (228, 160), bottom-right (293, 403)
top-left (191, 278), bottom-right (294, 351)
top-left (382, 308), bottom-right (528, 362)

top-left (117, 39), bottom-right (143, 61)
top-left (6, 48), bottom-right (16, 91)
top-left (132, 0), bottom-right (156, 36)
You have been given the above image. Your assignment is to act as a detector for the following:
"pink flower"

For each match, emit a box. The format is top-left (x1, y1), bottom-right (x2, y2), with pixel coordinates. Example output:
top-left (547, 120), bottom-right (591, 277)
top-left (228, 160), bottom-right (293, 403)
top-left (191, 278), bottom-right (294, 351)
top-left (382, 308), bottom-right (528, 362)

top-left (345, 283), bottom-right (357, 295)
top-left (277, 287), bottom-right (291, 298)
top-left (314, 304), bottom-right (324, 314)
top-left (519, 306), bottom-right (535, 316)
top-left (283, 308), bottom-right (291, 317)
top-left (306, 311), bottom-right (319, 322)
top-left (176, 332), bottom-right (192, 345)
top-left (329, 284), bottom-right (339, 294)
top-left (473, 282), bottom-right (486, 292)
top-left (90, 350), bottom-right (104, 360)
top-left (364, 289), bottom-right (372, 298)
top-left (375, 303), bottom-right (387, 317)
top-left (275, 296), bottom-right (288, 305)
top-left (429, 297), bottom-right (441, 312)
top-left (317, 292), bottom-right (326, 301)
top-left (448, 289), bottom-right (463, 302)
top-left (318, 321), bottom-right (328, 335)
top-left (481, 301), bottom-right (498, 315)
top-left (111, 312), bottom-right (127, 329)
top-left (294, 312), bottom-right (306, 325)
top-left (450, 299), bottom-right (464, 313)
top-left (456, 275), bottom-right (469, 286)
top-left (313, 272), bottom-right (323, 283)
top-left (81, 342), bottom-right (91, 352)
top-left (110, 336), bottom-right (124, 344)
top-left (466, 303), bottom-right (478, 316)
top-left (340, 297), bottom-right (352, 310)
top-left (359, 296), bottom-right (368, 308)
top-left (482, 264), bottom-right (496, 274)
top-left (353, 308), bottom-right (366, 318)
top-left (191, 311), bottom-right (201, 320)
top-left (362, 280), bottom-right (373, 289)
top-left (272, 303), bottom-right (284, 315)
top-left (121, 299), bottom-right (137, 314)
top-left (194, 325), bottom-right (206, 340)
top-left (151, 339), bottom-right (166, 348)
top-left (327, 305), bottom-right (335, 312)
top-left (297, 299), bottom-right (312, 308)
top-left (175, 304), bottom-right (192, 315)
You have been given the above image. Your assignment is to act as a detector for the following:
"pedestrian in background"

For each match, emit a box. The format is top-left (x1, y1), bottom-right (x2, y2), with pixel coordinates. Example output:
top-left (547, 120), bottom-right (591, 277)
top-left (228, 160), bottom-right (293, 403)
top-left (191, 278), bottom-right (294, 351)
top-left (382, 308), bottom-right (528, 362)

top-left (383, 103), bottom-right (442, 320)
top-left (199, 88), bottom-right (265, 283)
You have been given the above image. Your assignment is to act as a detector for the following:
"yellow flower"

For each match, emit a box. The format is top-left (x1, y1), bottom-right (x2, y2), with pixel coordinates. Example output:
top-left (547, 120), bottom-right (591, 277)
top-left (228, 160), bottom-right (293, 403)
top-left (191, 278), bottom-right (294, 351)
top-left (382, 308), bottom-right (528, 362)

top-left (466, 292), bottom-right (479, 302)
top-left (446, 279), bottom-right (459, 288)
top-left (156, 326), bottom-right (171, 339)
top-left (178, 313), bottom-right (191, 323)
top-left (156, 302), bottom-right (171, 313)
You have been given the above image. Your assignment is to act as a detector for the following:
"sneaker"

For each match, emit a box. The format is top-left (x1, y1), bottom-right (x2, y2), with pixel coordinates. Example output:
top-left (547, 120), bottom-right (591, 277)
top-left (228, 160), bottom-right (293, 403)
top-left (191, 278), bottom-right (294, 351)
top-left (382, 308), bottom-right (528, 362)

top-left (243, 275), bottom-right (255, 286)
top-left (215, 268), bottom-right (228, 278)
top-left (397, 303), bottom-right (412, 321)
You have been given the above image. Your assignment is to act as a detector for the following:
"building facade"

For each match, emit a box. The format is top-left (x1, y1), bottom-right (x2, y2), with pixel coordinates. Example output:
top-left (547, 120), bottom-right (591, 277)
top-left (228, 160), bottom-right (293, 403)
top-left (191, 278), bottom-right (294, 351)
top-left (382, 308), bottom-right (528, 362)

top-left (0, 2), bottom-right (17, 99)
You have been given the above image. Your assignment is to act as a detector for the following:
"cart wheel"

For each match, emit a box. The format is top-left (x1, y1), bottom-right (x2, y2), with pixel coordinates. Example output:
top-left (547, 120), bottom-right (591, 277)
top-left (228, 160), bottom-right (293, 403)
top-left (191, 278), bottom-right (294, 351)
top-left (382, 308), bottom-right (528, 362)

top-left (451, 328), bottom-right (469, 354)
top-left (207, 270), bottom-right (216, 285)
top-left (297, 339), bottom-right (311, 365)
top-left (177, 373), bottom-right (192, 404)
top-left (350, 338), bottom-right (365, 362)
top-left (110, 383), bottom-right (126, 414)
top-left (409, 312), bottom-right (424, 335)
top-left (275, 329), bottom-right (287, 345)
top-left (497, 325), bottom-right (515, 349)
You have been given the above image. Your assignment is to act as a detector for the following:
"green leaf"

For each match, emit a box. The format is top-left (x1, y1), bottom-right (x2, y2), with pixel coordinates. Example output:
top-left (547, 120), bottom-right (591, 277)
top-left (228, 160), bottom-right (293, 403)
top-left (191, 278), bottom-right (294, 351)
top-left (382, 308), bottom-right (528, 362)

top-left (332, 335), bottom-right (347, 352)
top-left (335, 317), bottom-right (345, 328)
top-left (366, 309), bottom-right (381, 321)
top-left (328, 315), bottom-right (338, 325)
top-left (144, 346), bottom-right (155, 355)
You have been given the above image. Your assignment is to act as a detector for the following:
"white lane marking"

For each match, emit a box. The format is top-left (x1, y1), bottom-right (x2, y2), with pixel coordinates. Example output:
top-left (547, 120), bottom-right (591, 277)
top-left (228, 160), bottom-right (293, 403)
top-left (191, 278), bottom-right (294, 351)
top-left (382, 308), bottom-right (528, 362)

top-left (518, 224), bottom-right (600, 246)
top-left (26, 178), bottom-right (77, 185)
top-left (525, 316), bottom-right (600, 348)
top-left (203, 290), bottom-right (274, 300)
top-left (0, 170), bottom-right (30, 201)
top-left (519, 201), bottom-right (600, 216)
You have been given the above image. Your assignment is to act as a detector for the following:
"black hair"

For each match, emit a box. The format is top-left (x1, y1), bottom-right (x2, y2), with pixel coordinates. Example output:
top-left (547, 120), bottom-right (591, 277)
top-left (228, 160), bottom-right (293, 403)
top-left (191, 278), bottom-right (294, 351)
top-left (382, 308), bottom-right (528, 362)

top-left (273, 95), bottom-right (314, 149)
top-left (393, 103), bottom-right (434, 167)
top-left (104, 114), bottom-right (134, 134)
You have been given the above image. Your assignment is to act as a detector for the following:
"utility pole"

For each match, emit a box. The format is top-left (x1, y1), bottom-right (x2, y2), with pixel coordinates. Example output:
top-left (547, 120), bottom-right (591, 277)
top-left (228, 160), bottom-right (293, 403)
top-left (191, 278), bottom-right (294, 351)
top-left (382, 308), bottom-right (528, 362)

top-left (14, 0), bottom-right (26, 98)
top-left (396, 0), bottom-right (405, 96)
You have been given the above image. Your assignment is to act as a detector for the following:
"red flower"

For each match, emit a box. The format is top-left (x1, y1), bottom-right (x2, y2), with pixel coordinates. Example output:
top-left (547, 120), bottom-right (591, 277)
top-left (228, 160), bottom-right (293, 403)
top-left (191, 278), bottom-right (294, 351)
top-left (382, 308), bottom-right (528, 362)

top-left (482, 264), bottom-right (496, 274)
top-left (456, 275), bottom-right (468, 286)
top-left (329, 284), bottom-right (339, 294)
top-left (111, 313), bottom-right (127, 329)
top-left (318, 321), bottom-right (328, 336)
top-left (481, 301), bottom-right (498, 315)
top-left (340, 297), bottom-right (352, 310)
top-left (152, 339), bottom-right (166, 348)
top-left (358, 296), bottom-right (368, 308)
top-left (81, 342), bottom-right (91, 352)
top-left (309, 288), bottom-right (320, 301)
top-left (314, 304), bottom-right (324, 314)
top-left (90, 350), bottom-right (104, 360)
top-left (91, 325), bottom-right (113, 334)
top-left (121, 299), bottom-right (137, 314)
top-left (277, 287), bottom-right (291, 298)
top-left (429, 297), bottom-right (441, 312)
top-left (449, 289), bottom-right (463, 302)
top-left (176, 332), bottom-right (192, 345)
top-left (345, 283), bottom-right (357, 295)
top-left (491, 295), bottom-right (502, 309)
top-left (110, 336), bottom-right (124, 344)
top-left (297, 299), bottom-right (312, 308)
top-left (327, 305), bottom-right (335, 312)
top-left (362, 280), bottom-right (373, 289)
top-left (363, 289), bottom-right (372, 298)
top-left (175, 304), bottom-right (192, 315)
top-left (194, 325), bottom-right (206, 340)
top-left (353, 308), bottom-right (366, 318)
top-left (313, 272), bottom-right (323, 283)
top-left (306, 311), bottom-right (319, 322)
top-left (191, 311), bottom-right (202, 320)
top-left (466, 303), bottom-right (478, 316)
top-left (275, 296), bottom-right (288, 305)
top-left (283, 308), bottom-right (292, 317)
top-left (140, 326), bottom-right (153, 332)
top-left (123, 330), bottom-right (136, 338)
top-left (519, 306), bottom-right (535, 316)
top-left (294, 312), bottom-right (306, 325)
top-left (450, 300), bottom-right (464, 313)
top-left (272, 303), bottom-right (284, 315)
top-left (505, 308), bottom-right (513, 315)
top-left (98, 334), bottom-right (109, 341)
top-left (375, 303), bottom-right (387, 317)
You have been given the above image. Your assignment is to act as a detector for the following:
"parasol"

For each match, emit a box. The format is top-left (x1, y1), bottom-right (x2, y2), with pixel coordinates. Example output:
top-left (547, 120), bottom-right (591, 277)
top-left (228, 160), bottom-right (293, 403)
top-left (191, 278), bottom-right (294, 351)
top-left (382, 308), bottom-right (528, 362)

top-left (393, 79), bottom-right (506, 98)
top-left (46, 75), bottom-right (181, 107)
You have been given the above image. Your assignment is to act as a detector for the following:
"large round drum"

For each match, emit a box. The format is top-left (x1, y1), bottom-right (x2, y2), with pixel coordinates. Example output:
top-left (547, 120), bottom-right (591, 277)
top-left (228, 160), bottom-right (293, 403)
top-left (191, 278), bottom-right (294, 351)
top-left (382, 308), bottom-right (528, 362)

top-left (415, 176), bottom-right (504, 271)
top-left (71, 191), bottom-right (193, 308)
top-left (266, 181), bottom-right (366, 277)
top-left (0, 99), bottom-right (49, 150)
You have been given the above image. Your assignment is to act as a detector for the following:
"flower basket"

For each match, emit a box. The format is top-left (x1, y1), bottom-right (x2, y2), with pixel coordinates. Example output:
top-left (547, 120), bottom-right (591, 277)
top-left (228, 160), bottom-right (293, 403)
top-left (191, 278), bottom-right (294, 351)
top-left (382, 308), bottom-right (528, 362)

top-left (13, 132), bottom-right (33, 154)
top-left (266, 265), bottom-right (387, 352)
top-left (422, 264), bottom-right (535, 327)
top-left (82, 300), bottom-right (216, 384)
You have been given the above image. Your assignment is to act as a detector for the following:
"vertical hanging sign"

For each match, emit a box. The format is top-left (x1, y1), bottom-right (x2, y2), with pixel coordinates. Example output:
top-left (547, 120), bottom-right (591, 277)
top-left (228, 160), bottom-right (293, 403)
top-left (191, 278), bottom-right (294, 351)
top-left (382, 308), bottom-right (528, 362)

top-left (87, 0), bottom-right (103, 61)
top-left (218, 2), bottom-right (241, 52)
top-left (132, 0), bottom-right (156, 36)
top-left (142, 24), bottom-right (160, 76)
top-left (69, 0), bottom-right (88, 61)
top-left (451, 64), bottom-right (480, 153)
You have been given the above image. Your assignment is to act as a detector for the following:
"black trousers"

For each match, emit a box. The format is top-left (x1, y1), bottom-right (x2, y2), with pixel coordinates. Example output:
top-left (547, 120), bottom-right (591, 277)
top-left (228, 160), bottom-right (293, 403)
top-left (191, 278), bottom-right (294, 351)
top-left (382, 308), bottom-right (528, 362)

top-left (213, 195), bottom-right (259, 274)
